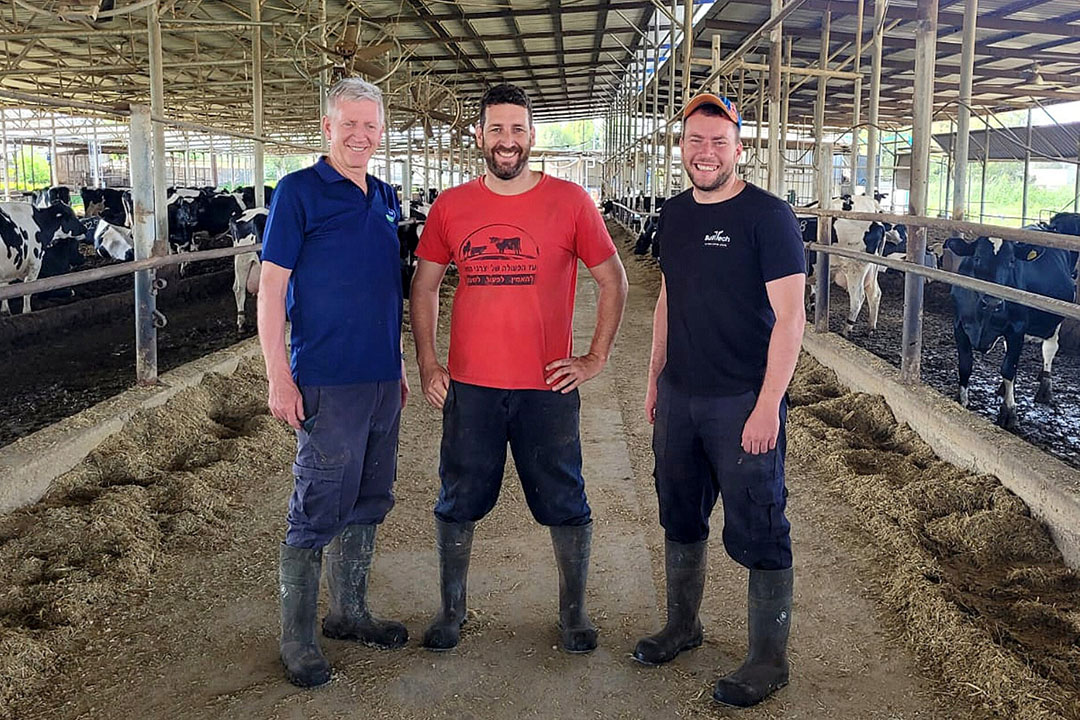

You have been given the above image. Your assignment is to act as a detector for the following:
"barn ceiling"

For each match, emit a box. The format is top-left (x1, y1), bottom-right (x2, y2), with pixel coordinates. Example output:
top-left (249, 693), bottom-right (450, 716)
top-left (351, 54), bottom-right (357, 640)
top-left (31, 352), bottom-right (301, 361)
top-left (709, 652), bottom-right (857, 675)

top-left (0, 0), bottom-right (1077, 151)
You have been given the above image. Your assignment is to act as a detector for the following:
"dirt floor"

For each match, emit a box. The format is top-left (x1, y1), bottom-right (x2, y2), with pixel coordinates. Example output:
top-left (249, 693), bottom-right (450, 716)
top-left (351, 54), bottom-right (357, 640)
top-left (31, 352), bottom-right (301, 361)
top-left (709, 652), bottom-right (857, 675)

top-left (824, 269), bottom-right (1080, 470)
top-left (1, 226), bottom-right (1078, 719)
top-left (0, 256), bottom-right (255, 449)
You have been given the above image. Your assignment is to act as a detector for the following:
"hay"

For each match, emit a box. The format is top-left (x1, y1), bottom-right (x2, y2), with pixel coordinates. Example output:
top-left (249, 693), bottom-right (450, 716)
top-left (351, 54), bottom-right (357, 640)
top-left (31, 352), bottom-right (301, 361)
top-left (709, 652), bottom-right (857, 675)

top-left (0, 356), bottom-right (280, 716)
top-left (791, 354), bottom-right (1080, 719)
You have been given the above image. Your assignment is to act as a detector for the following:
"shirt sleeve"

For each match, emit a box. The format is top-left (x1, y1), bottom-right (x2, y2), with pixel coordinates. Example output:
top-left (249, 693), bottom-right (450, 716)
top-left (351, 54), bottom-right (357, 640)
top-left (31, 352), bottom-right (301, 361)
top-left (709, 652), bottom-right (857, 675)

top-left (260, 174), bottom-right (305, 270)
top-left (756, 204), bottom-right (806, 282)
top-left (572, 186), bottom-right (617, 268)
top-left (414, 195), bottom-right (452, 265)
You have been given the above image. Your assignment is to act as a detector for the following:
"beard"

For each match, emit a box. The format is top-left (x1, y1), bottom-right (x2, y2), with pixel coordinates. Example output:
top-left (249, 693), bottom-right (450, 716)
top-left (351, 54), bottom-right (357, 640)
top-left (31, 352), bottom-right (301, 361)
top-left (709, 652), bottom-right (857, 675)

top-left (686, 163), bottom-right (733, 193)
top-left (483, 143), bottom-right (531, 180)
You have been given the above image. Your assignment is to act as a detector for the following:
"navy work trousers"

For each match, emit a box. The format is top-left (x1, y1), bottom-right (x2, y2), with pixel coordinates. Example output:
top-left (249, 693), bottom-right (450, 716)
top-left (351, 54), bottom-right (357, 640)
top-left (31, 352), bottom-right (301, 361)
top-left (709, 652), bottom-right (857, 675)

top-left (434, 380), bottom-right (591, 527)
top-left (286, 381), bottom-right (401, 549)
top-left (652, 375), bottom-right (792, 570)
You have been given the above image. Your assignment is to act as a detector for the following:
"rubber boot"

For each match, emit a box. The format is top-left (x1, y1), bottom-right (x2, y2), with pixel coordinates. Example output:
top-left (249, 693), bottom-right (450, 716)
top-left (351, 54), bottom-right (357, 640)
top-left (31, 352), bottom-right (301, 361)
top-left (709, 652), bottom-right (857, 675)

top-left (322, 524), bottom-right (408, 648)
top-left (550, 522), bottom-right (598, 653)
top-left (279, 543), bottom-right (332, 688)
top-left (633, 538), bottom-right (707, 665)
top-left (712, 567), bottom-right (793, 708)
top-left (422, 520), bottom-right (475, 651)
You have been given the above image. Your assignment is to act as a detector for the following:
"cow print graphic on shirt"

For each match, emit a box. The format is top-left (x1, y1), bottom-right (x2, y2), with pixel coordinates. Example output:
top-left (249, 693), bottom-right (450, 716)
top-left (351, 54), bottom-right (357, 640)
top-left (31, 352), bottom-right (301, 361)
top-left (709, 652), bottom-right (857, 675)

top-left (457, 223), bottom-right (540, 286)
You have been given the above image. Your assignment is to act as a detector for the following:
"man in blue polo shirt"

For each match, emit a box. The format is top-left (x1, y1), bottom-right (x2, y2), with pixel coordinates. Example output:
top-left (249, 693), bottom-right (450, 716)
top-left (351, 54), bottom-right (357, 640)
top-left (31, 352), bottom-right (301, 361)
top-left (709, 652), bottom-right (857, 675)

top-left (258, 77), bottom-right (408, 688)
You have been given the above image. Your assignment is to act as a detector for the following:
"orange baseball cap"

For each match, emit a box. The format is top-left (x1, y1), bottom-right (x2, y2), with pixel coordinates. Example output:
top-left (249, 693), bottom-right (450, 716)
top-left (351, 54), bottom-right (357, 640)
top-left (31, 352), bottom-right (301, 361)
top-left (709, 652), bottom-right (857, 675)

top-left (682, 93), bottom-right (742, 128)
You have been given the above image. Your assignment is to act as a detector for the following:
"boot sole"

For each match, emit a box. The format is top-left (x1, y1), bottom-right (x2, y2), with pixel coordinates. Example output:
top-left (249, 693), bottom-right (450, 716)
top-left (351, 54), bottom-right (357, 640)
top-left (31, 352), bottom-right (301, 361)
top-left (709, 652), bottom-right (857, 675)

top-left (631, 635), bottom-right (704, 667)
top-left (712, 678), bottom-right (789, 708)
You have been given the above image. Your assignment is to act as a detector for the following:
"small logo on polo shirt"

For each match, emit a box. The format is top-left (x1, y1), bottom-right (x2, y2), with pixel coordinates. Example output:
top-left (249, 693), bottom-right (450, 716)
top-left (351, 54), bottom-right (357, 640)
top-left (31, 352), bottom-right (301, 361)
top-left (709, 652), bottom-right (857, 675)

top-left (385, 209), bottom-right (396, 224)
top-left (703, 229), bottom-right (731, 247)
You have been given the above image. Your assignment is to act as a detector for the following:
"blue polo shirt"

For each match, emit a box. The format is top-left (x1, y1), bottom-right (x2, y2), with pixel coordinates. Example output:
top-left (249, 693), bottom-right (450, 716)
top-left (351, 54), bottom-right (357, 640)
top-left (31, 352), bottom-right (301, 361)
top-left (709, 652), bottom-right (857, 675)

top-left (261, 157), bottom-right (402, 386)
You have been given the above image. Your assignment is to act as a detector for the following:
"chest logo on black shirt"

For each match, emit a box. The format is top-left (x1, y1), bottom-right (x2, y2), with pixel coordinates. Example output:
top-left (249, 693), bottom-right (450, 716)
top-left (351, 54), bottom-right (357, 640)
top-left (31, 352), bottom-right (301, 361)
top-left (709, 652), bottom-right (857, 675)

top-left (703, 229), bottom-right (732, 248)
top-left (458, 223), bottom-right (540, 286)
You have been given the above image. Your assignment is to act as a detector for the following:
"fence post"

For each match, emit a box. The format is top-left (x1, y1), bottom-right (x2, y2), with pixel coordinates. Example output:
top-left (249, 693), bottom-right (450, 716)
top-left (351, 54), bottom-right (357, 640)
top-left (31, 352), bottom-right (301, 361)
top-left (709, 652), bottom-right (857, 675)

top-left (129, 104), bottom-right (159, 385)
top-left (814, 142), bottom-right (832, 333)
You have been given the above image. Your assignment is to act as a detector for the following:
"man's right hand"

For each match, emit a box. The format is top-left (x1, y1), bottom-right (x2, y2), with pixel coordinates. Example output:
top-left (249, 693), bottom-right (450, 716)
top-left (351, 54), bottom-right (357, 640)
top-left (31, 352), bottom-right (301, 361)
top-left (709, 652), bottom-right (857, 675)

top-left (268, 375), bottom-right (305, 429)
top-left (419, 362), bottom-right (450, 409)
top-left (645, 378), bottom-right (659, 425)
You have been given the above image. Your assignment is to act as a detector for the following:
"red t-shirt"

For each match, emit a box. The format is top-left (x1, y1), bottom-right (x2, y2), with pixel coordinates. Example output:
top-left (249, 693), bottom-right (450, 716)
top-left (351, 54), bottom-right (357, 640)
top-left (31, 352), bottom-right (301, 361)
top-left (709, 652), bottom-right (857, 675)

top-left (415, 174), bottom-right (617, 390)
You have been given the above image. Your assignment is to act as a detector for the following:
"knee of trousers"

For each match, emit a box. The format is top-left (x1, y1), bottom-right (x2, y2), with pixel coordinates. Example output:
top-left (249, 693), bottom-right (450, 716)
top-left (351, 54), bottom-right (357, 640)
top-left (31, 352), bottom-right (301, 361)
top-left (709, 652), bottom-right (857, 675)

top-left (286, 462), bottom-right (351, 550)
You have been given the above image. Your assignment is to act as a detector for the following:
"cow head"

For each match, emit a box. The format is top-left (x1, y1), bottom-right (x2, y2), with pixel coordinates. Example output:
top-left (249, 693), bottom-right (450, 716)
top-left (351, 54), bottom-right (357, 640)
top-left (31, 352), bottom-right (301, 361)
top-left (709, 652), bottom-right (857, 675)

top-left (1049, 212), bottom-right (1080, 238)
top-left (945, 236), bottom-right (1020, 352)
top-left (841, 194), bottom-right (854, 212)
top-left (94, 220), bottom-right (134, 261)
top-left (32, 203), bottom-right (86, 248)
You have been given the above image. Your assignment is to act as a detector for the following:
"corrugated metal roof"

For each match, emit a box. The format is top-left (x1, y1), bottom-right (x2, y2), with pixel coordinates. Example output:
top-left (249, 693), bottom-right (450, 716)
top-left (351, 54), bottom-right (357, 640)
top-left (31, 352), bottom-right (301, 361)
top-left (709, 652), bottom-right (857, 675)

top-left (934, 121), bottom-right (1080, 161)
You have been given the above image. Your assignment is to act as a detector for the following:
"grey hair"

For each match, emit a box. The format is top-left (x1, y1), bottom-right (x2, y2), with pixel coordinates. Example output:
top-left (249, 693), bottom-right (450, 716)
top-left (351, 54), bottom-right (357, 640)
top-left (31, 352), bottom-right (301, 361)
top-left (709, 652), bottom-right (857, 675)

top-left (326, 77), bottom-right (385, 123)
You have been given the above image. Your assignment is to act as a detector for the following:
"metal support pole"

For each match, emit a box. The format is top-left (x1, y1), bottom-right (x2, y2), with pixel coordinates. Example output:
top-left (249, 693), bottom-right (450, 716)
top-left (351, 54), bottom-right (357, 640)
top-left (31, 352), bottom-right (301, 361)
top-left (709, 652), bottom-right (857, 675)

top-left (952, 0), bottom-right (977, 222)
top-left (49, 115), bottom-right (58, 187)
top-left (1075, 135), bottom-right (1080, 212)
top-left (383, 77), bottom-right (392, 180)
top-left (866, 0), bottom-right (884, 199)
top-left (767, 0), bottom-right (783, 195)
top-left (148, 0), bottom-right (168, 248)
top-left (652, 17), bottom-right (660, 198)
top-left (252, 0), bottom-right (265, 207)
top-left (681, 0), bottom-right (694, 190)
top-left (210, 135), bottom-right (218, 187)
top-left (1022, 108), bottom-right (1032, 225)
top-left (129, 105), bottom-right (158, 386)
top-left (756, 69), bottom-right (766, 186)
top-left (0, 108), bottom-right (7, 200)
top-left (779, 37), bottom-right (792, 197)
top-left (814, 142), bottom-right (833, 333)
top-left (849, 0), bottom-right (865, 195)
top-left (91, 122), bottom-right (100, 189)
top-left (423, 128), bottom-right (430, 195)
top-left (404, 130), bottom-right (413, 202)
top-left (980, 120), bottom-right (989, 221)
top-left (319, 0), bottom-right (329, 121)
top-left (901, 0), bottom-right (938, 384)
top-left (814, 11), bottom-right (830, 185)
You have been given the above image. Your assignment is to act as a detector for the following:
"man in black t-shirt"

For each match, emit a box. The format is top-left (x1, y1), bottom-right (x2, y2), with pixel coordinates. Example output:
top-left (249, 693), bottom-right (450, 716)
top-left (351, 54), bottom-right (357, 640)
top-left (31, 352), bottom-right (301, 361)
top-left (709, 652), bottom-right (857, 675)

top-left (633, 93), bottom-right (806, 709)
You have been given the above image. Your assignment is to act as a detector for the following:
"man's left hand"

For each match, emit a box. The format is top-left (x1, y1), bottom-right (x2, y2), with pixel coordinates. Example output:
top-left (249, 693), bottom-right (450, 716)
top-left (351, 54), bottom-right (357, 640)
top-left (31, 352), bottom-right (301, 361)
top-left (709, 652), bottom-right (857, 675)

top-left (741, 401), bottom-right (780, 455)
top-left (544, 352), bottom-right (605, 393)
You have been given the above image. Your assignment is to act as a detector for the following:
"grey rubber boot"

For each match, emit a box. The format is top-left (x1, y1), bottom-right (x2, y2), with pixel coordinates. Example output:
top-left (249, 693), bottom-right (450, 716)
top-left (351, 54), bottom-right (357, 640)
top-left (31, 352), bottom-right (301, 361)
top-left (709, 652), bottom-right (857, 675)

top-left (422, 520), bottom-right (475, 651)
top-left (322, 524), bottom-right (408, 648)
top-left (712, 567), bottom-right (793, 708)
top-left (550, 522), bottom-right (598, 653)
top-left (633, 538), bottom-right (707, 665)
top-left (279, 543), bottom-right (332, 688)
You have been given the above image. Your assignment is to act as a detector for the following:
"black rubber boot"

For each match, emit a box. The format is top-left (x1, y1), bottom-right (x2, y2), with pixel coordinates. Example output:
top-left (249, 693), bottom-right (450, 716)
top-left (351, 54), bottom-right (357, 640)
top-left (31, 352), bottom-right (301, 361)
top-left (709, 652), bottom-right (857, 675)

top-left (322, 524), bottom-right (408, 648)
top-left (633, 538), bottom-right (707, 665)
top-left (279, 543), bottom-right (332, 688)
top-left (422, 520), bottom-right (475, 651)
top-left (712, 567), bottom-right (793, 708)
top-left (550, 522), bottom-right (598, 653)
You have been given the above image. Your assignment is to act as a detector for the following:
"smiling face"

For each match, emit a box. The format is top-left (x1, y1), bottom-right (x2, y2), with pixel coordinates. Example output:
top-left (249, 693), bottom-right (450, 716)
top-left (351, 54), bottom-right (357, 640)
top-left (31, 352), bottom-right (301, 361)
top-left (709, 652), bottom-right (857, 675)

top-left (680, 109), bottom-right (743, 193)
top-left (476, 103), bottom-right (534, 181)
top-left (322, 98), bottom-right (383, 174)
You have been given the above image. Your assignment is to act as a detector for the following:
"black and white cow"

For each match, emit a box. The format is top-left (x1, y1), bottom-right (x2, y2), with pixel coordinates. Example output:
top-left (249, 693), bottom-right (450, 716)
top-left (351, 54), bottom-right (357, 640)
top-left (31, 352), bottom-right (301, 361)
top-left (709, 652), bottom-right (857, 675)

top-left (229, 207), bottom-right (267, 330)
top-left (237, 185), bottom-right (275, 210)
top-left (945, 223), bottom-right (1079, 429)
top-left (1, 201), bottom-right (86, 314)
top-left (80, 187), bottom-right (132, 227)
top-left (81, 216), bottom-right (134, 261)
top-left (397, 219), bottom-right (423, 300)
top-left (797, 195), bottom-right (901, 335)
top-left (32, 186), bottom-right (72, 208)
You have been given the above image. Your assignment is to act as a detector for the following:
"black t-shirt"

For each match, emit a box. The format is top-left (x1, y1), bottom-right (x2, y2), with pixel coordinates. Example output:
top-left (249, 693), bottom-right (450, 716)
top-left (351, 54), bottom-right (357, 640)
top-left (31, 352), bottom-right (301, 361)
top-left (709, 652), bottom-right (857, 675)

top-left (657, 183), bottom-right (805, 396)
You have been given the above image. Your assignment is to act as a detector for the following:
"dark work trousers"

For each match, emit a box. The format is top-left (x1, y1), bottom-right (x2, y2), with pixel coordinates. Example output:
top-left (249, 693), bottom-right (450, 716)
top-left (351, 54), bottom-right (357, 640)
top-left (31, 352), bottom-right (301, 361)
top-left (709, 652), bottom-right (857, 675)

top-left (434, 380), bottom-right (592, 527)
top-left (286, 381), bottom-right (401, 549)
top-left (652, 374), bottom-right (792, 570)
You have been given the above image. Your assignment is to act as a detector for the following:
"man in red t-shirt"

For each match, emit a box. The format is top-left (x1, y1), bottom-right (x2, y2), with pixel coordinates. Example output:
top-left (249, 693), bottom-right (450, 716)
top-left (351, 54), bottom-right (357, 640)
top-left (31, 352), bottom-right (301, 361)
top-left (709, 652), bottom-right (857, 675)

top-left (411, 83), bottom-right (628, 654)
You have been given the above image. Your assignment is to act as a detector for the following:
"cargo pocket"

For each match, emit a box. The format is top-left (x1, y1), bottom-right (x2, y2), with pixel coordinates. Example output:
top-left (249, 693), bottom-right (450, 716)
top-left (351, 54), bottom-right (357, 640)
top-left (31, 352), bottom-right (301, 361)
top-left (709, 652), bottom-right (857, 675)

top-left (738, 449), bottom-right (784, 505)
top-left (291, 462), bottom-right (346, 529)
